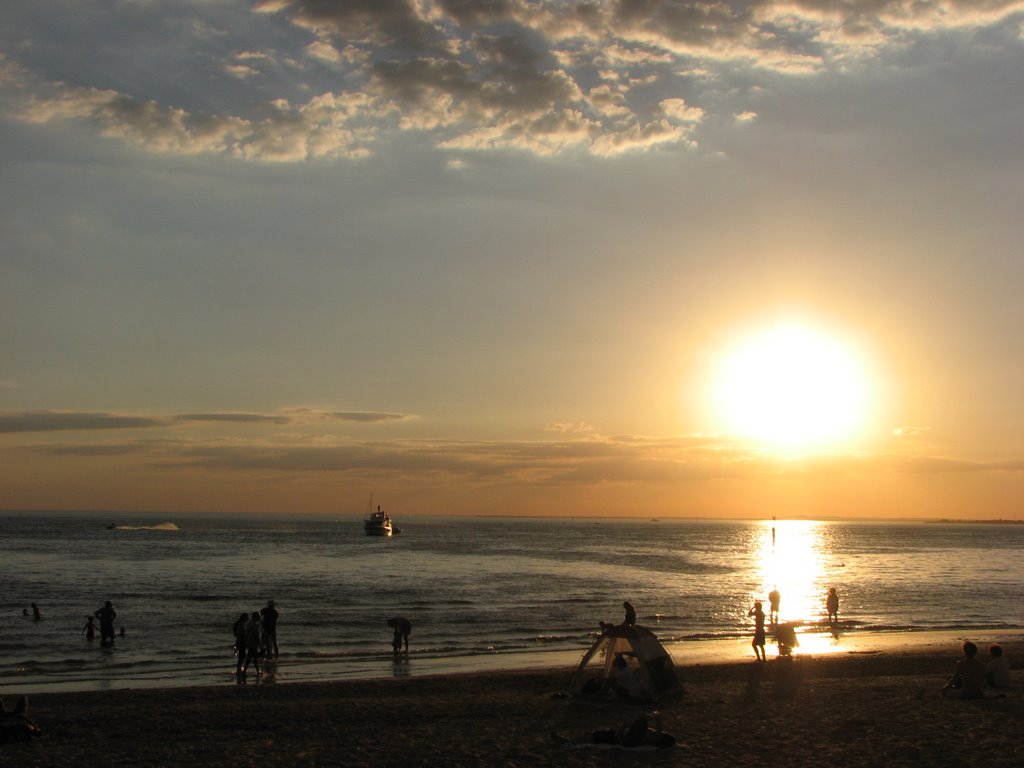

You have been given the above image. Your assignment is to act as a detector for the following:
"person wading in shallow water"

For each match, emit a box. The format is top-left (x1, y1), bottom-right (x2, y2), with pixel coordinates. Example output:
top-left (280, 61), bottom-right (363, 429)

top-left (622, 601), bottom-right (637, 627)
top-left (387, 617), bottom-right (412, 654)
top-left (95, 601), bottom-right (117, 646)
top-left (260, 600), bottom-right (279, 659)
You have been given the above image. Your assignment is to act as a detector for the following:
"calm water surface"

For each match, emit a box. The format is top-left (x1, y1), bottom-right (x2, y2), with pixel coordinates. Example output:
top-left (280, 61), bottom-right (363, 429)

top-left (1, 514), bottom-right (1022, 692)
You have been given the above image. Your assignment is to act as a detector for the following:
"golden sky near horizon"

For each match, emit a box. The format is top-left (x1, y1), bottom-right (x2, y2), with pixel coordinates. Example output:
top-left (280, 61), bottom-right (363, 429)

top-left (2, 1), bottom-right (1023, 518)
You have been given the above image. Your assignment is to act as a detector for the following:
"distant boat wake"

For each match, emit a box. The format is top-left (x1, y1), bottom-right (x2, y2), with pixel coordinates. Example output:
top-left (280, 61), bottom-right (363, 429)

top-left (108, 523), bottom-right (180, 531)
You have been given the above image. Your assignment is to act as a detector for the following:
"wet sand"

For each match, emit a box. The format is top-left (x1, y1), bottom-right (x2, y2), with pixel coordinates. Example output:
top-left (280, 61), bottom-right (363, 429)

top-left (5, 634), bottom-right (1023, 767)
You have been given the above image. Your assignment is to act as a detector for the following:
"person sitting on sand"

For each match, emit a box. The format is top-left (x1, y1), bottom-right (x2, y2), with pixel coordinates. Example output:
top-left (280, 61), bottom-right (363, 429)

top-left (942, 640), bottom-right (987, 699)
top-left (986, 644), bottom-right (1012, 689)
top-left (609, 653), bottom-right (652, 701)
top-left (553, 713), bottom-right (674, 750)
top-left (387, 617), bottom-right (412, 654)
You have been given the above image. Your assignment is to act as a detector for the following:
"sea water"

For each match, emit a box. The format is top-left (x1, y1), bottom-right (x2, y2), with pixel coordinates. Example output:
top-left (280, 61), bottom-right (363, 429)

top-left (1, 513), bottom-right (1022, 692)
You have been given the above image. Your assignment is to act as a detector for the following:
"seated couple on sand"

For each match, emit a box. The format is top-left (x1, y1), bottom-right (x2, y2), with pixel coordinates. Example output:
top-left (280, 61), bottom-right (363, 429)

top-left (942, 641), bottom-right (1013, 699)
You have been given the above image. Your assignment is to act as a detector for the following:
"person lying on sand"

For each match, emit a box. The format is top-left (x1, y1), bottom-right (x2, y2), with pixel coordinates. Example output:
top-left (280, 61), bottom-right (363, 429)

top-left (557, 716), bottom-right (675, 753)
top-left (553, 713), bottom-right (675, 750)
top-left (0, 696), bottom-right (42, 743)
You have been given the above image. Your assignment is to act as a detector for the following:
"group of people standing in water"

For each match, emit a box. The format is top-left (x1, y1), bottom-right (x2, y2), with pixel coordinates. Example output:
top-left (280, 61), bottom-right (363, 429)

top-left (232, 600), bottom-right (279, 679)
top-left (748, 586), bottom-right (841, 661)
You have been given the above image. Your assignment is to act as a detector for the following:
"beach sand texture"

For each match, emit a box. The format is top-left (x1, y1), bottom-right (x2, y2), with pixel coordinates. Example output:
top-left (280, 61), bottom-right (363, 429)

top-left (5, 643), bottom-right (1023, 767)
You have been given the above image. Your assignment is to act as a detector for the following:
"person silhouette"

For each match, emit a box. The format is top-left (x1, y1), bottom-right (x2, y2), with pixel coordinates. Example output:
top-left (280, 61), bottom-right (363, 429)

top-left (768, 588), bottom-right (781, 625)
top-left (942, 640), bottom-right (986, 699)
top-left (387, 617), bottom-right (412, 654)
top-left (260, 600), bottom-right (279, 659)
top-left (30, 603), bottom-right (41, 621)
top-left (622, 601), bottom-right (637, 627)
top-left (749, 601), bottom-right (766, 662)
top-left (82, 616), bottom-right (96, 641)
top-left (232, 612), bottom-right (249, 677)
top-left (826, 587), bottom-right (839, 625)
top-left (95, 601), bottom-right (117, 646)
top-left (242, 612), bottom-right (263, 677)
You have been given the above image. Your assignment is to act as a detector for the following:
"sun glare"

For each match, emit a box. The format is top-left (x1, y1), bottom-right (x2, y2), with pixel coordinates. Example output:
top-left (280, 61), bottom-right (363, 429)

top-left (711, 323), bottom-right (870, 451)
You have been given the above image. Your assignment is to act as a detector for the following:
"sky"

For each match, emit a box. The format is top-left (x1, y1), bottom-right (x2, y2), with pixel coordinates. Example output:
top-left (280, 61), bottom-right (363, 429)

top-left (2, 0), bottom-right (1023, 519)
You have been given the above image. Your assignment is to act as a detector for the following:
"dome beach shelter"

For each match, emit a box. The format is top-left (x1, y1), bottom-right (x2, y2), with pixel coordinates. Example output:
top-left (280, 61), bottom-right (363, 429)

top-left (573, 624), bottom-right (683, 699)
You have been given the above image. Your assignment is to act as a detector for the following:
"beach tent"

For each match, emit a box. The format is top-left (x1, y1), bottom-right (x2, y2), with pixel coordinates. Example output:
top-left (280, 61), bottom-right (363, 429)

top-left (573, 624), bottom-right (683, 699)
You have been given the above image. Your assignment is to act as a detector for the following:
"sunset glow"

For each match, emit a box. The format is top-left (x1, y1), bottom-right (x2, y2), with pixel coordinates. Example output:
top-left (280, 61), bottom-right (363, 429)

top-left (1, 2), bottom-right (1023, 519)
top-left (712, 324), bottom-right (871, 451)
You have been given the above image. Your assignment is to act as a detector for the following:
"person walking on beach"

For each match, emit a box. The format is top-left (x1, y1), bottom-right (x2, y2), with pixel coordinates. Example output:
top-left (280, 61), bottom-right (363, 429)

top-left (260, 600), bottom-right (279, 659)
top-left (242, 612), bottom-right (263, 677)
top-left (826, 587), bottom-right (839, 625)
top-left (82, 616), bottom-right (97, 641)
top-left (232, 612), bottom-right (249, 677)
top-left (387, 617), bottom-right (412, 654)
top-left (749, 601), bottom-right (766, 662)
top-left (768, 588), bottom-right (780, 625)
top-left (623, 601), bottom-right (637, 627)
top-left (95, 601), bottom-right (117, 646)
top-left (942, 640), bottom-right (986, 699)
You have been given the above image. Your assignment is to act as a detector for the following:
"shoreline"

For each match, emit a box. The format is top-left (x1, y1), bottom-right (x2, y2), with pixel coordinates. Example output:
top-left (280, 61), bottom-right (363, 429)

top-left (6, 630), bottom-right (1023, 767)
top-left (5, 627), bottom-right (1022, 696)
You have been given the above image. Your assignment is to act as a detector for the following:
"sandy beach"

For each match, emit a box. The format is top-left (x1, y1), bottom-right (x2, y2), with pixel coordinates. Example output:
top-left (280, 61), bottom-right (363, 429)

top-left (4, 634), bottom-right (1022, 767)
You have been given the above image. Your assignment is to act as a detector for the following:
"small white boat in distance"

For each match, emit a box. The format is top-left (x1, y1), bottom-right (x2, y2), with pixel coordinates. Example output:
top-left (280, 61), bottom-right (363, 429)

top-left (364, 505), bottom-right (393, 536)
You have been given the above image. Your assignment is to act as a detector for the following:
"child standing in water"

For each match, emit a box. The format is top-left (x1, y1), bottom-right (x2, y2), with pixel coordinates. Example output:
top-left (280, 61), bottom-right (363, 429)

top-left (82, 616), bottom-right (96, 641)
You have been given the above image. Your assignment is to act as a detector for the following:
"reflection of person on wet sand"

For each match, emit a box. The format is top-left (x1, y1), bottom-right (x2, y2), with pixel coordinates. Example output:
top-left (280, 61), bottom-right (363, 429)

top-left (942, 641), bottom-right (986, 699)
top-left (749, 601), bottom-right (766, 662)
top-left (387, 617), bottom-right (412, 654)
top-left (768, 588), bottom-right (780, 625)
top-left (826, 587), bottom-right (839, 625)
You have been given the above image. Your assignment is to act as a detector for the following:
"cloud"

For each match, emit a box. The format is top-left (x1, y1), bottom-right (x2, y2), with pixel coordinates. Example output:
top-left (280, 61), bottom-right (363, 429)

top-left (0, 408), bottom-right (413, 433)
top-left (3, 1), bottom-right (1023, 160)
top-left (174, 413), bottom-right (292, 425)
top-left (0, 411), bottom-right (164, 434)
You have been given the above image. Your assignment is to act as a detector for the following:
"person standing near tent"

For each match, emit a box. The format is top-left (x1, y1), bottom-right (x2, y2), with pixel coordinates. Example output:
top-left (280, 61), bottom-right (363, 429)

top-left (622, 601), bottom-right (636, 626)
top-left (749, 601), bottom-right (766, 662)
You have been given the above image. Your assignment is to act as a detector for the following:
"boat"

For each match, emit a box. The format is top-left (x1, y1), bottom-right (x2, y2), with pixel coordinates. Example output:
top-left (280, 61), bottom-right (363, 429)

top-left (364, 505), bottom-right (393, 536)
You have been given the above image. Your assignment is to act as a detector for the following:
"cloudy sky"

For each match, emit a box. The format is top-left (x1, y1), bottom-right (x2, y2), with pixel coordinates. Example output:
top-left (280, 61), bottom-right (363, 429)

top-left (2, 1), bottom-right (1022, 518)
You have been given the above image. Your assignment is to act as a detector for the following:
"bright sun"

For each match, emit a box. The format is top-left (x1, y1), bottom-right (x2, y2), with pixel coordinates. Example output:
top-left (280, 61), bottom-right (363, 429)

top-left (711, 323), bottom-right (871, 450)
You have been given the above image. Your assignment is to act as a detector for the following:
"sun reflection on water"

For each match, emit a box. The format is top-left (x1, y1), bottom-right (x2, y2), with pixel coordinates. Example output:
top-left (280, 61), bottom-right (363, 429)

top-left (753, 519), bottom-right (829, 627)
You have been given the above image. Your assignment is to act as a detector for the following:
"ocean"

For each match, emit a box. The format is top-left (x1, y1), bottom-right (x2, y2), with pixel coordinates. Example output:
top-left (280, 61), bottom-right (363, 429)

top-left (2, 513), bottom-right (1023, 693)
